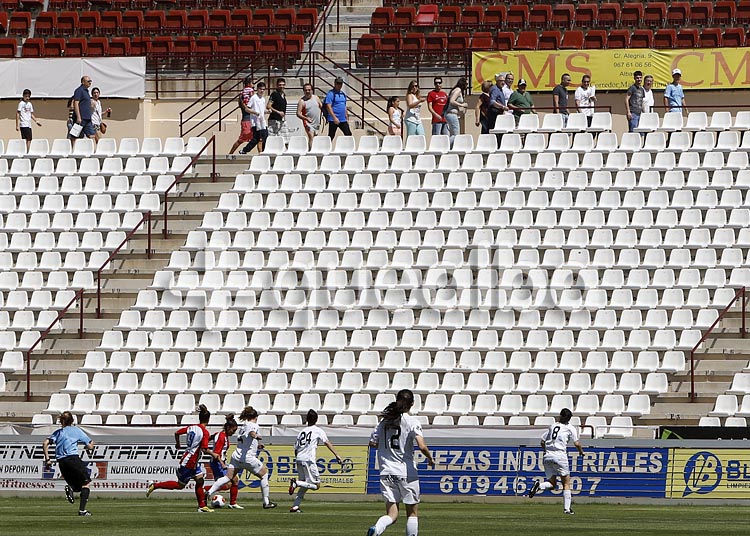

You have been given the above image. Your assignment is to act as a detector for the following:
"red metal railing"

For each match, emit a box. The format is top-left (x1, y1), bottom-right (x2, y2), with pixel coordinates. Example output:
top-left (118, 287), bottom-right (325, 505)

top-left (163, 135), bottom-right (217, 239)
top-left (25, 288), bottom-right (85, 401)
top-left (96, 211), bottom-right (152, 318)
top-left (690, 286), bottom-right (747, 402)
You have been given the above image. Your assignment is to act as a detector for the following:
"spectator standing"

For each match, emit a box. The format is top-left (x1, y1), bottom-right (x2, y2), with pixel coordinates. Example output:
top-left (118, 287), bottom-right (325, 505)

top-left (387, 96), bottom-right (402, 137)
top-left (426, 77), bottom-right (448, 136)
top-left (229, 76), bottom-right (255, 154)
top-left (552, 73), bottom-right (572, 125)
top-left (267, 77), bottom-right (288, 136)
top-left (444, 78), bottom-right (469, 146)
top-left (487, 73), bottom-right (508, 139)
top-left (475, 80), bottom-right (493, 134)
top-left (502, 72), bottom-right (514, 115)
top-left (16, 89), bottom-right (41, 151)
top-left (574, 75), bottom-right (597, 127)
top-left (404, 80), bottom-right (426, 138)
top-left (297, 83), bottom-right (323, 145)
top-left (66, 97), bottom-right (77, 140)
top-left (625, 71), bottom-right (645, 132)
top-left (664, 68), bottom-right (687, 114)
top-left (642, 75), bottom-right (655, 114)
top-left (72, 75), bottom-right (95, 140)
top-left (239, 81), bottom-right (268, 154)
top-left (324, 76), bottom-right (352, 139)
top-left (508, 79), bottom-right (535, 125)
top-left (90, 87), bottom-right (111, 142)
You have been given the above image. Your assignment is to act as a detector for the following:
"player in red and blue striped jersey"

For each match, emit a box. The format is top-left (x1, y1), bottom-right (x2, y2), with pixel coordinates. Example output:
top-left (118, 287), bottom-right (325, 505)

top-left (146, 404), bottom-right (221, 512)
top-left (205, 414), bottom-right (243, 509)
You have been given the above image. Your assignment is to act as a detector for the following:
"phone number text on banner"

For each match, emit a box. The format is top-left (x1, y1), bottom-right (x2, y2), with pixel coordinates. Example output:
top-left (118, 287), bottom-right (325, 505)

top-left (366, 446), bottom-right (668, 498)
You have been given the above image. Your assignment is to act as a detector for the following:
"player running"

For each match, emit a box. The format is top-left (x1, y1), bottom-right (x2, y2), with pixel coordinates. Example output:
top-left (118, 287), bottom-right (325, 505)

top-left (205, 414), bottom-right (243, 509)
top-left (146, 404), bottom-right (220, 512)
top-left (528, 407), bottom-right (585, 514)
top-left (366, 389), bottom-right (435, 536)
top-left (288, 409), bottom-right (343, 513)
top-left (206, 406), bottom-right (277, 509)
top-left (42, 411), bottom-right (95, 516)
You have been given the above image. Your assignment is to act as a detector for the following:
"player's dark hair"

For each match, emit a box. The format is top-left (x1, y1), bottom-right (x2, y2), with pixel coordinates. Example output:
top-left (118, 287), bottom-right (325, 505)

top-left (59, 411), bottom-right (74, 427)
top-left (559, 408), bottom-right (573, 424)
top-left (381, 389), bottom-right (414, 422)
top-left (240, 406), bottom-right (259, 421)
top-left (224, 414), bottom-right (237, 433)
top-left (306, 409), bottom-right (318, 425)
top-left (257, 82), bottom-right (266, 89)
top-left (198, 404), bottom-right (210, 424)
top-left (22, 89), bottom-right (31, 97)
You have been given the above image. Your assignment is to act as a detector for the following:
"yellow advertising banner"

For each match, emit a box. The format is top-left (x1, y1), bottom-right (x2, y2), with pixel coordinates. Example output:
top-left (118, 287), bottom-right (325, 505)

top-left (473, 48), bottom-right (750, 92)
top-left (217, 445), bottom-right (369, 495)
top-left (667, 449), bottom-right (750, 499)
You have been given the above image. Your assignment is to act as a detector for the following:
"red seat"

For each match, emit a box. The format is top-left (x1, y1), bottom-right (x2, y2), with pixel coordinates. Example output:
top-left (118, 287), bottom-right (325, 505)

top-left (608, 29), bottom-right (630, 49)
top-left (48, 0), bottom-right (66, 9)
top-left (176, 0), bottom-right (197, 7)
top-left (251, 8), bottom-right (274, 31)
top-left (446, 32), bottom-right (469, 64)
top-left (131, 37), bottom-right (152, 56)
top-left (370, 7), bottom-right (394, 31)
top-left (575, 4), bottom-right (598, 28)
top-left (538, 30), bottom-right (560, 50)
top-left (713, 2), bottom-right (736, 25)
top-left (380, 32), bottom-right (400, 66)
top-left (698, 28), bottom-right (721, 49)
top-left (186, 9), bottom-right (208, 32)
top-left (676, 28), bottom-right (698, 49)
top-left (551, 5), bottom-right (574, 28)
top-left (78, 12), bottom-right (101, 36)
top-left (598, 3), bottom-right (620, 28)
top-left (529, 5), bottom-right (551, 29)
top-left (44, 38), bottom-right (65, 57)
top-left (644, 2), bottom-right (667, 27)
top-left (738, 1), bottom-right (750, 25)
top-left (21, 38), bottom-right (44, 57)
top-left (654, 29), bottom-right (676, 48)
top-left (9, 13), bottom-right (31, 37)
top-left (621, 4), bottom-right (644, 27)
top-left (132, 0), bottom-right (153, 9)
top-left (515, 31), bottom-right (538, 51)
top-left (144, 11), bottom-right (167, 34)
top-left (415, 4), bottom-right (438, 26)
top-left (630, 29), bottom-right (653, 49)
top-left (64, 38), bottom-right (87, 57)
top-left (296, 8), bottom-right (317, 33)
top-left (400, 32), bottom-right (424, 67)
top-left (164, 10), bottom-right (187, 33)
top-left (560, 30), bottom-right (584, 50)
top-left (122, 11), bottom-right (145, 35)
top-left (56, 12), bottom-right (78, 36)
top-left (275, 8), bottom-right (296, 31)
top-left (87, 37), bottom-right (109, 56)
top-left (584, 30), bottom-right (607, 49)
top-left (690, 2), bottom-right (712, 25)
top-left (34, 12), bottom-right (56, 37)
top-left (0, 12), bottom-right (6, 34)
top-left (437, 6), bottom-right (460, 29)
top-left (216, 35), bottom-right (237, 58)
top-left (208, 10), bottom-right (231, 33)
top-left (283, 33), bottom-right (304, 60)
top-left (100, 12), bottom-right (122, 35)
top-left (506, 5), bottom-right (528, 29)
top-left (356, 33), bottom-right (379, 67)
top-left (469, 31), bottom-right (493, 50)
top-left (0, 38), bottom-right (17, 58)
top-left (258, 33), bottom-right (283, 56)
top-left (394, 6), bottom-right (416, 28)
top-left (109, 37), bottom-right (131, 56)
top-left (484, 6), bottom-right (506, 29)
top-left (194, 35), bottom-right (216, 61)
top-left (667, 2), bottom-right (690, 26)
top-left (173, 36), bottom-right (193, 69)
top-left (237, 35), bottom-right (259, 56)
top-left (461, 6), bottom-right (483, 30)
top-left (423, 31), bottom-right (446, 63)
top-left (152, 36), bottom-right (174, 54)
top-left (723, 28), bottom-right (746, 48)
top-left (229, 9), bottom-right (252, 32)
top-left (496, 31), bottom-right (515, 51)
top-left (113, 0), bottom-right (133, 8)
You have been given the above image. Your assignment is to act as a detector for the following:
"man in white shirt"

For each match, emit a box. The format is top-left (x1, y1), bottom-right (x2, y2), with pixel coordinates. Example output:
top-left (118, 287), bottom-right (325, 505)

top-left (574, 75), bottom-right (597, 127)
top-left (502, 72), bottom-right (514, 115)
top-left (239, 82), bottom-right (269, 154)
top-left (16, 89), bottom-right (42, 151)
top-left (642, 75), bottom-right (655, 114)
top-left (528, 408), bottom-right (585, 515)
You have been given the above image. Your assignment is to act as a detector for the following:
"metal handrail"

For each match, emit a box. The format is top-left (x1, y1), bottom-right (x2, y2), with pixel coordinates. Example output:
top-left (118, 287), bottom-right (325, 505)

top-left (163, 135), bottom-right (217, 239)
top-left (25, 288), bottom-right (85, 401)
top-left (96, 212), bottom-right (152, 318)
top-left (296, 0), bottom-right (338, 77)
top-left (690, 286), bottom-right (747, 402)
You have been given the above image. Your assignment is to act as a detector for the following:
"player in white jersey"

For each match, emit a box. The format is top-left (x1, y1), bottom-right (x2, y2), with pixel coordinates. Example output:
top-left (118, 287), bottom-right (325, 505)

top-left (367, 389), bottom-right (435, 536)
top-left (206, 406), bottom-right (277, 509)
top-left (288, 409), bottom-right (343, 513)
top-left (528, 408), bottom-right (585, 514)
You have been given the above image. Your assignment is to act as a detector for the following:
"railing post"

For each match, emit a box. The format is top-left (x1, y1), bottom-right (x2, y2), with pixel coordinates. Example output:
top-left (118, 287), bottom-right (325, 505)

top-left (743, 286), bottom-right (747, 338)
top-left (96, 272), bottom-right (102, 319)
top-left (163, 189), bottom-right (169, 239)
top-left (79, 290), bottom-right (84, 338)
top-left (212, 136), bottom-right (217, 182)
top-left (690, 349), bottom-right (695, 402)
top-left (147, 211), bottom-right (152, 259)
top-left (25, 350), bottom-right (31, 402)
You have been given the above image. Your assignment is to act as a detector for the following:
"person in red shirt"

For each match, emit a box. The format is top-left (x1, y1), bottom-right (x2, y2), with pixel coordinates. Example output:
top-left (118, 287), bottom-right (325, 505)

top-left (146, 405), bottom-right (221, 512)
top-left (205, 414), bottom-right (242, 508)
top-left (426, 77), bottom-right (448, 136)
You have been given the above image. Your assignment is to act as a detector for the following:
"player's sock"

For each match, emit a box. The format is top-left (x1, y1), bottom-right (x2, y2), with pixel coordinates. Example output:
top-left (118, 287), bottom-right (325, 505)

top-left (293, 488), bottom-right (307, 508)
top-left (296, 480), bottom-right (317, 490)
top-left (260, 474), bottom-right (270, 505)
top-left (196, 483), bottom-right (207, 508)
top-left (539, 481), bottom-right (554, 491)
top-left (208, 476), bottom-right (231, 496)
top-left (406, 516), bottom-right (418, 536)
top-left (230, 483), bottom-right (239, 505)
top-left (79, 487), bottom-right (90, 512)
top-left (563, 489), bottom-right (572, 511)
top-left (154, 480), bottom-right (182, 490)
top-left (375, 515), bottom-right (394, 535)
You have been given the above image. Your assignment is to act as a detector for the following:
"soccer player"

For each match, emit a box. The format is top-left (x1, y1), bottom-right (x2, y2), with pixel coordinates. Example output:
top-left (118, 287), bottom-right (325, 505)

top-left (366, 389), bottom-right (435, 536)
top-left (206, 406), bottom-right (277, 509)
top-left (205, 414), bottom-right (243, 509)
top-left (288, 409), bottom-right (343, 513)
top-left (146, 404), bottom-right (220, 513)
top-left (42, 411), bottom-right (95, 516)
top-left (528, 408), bottom-right (585, 514)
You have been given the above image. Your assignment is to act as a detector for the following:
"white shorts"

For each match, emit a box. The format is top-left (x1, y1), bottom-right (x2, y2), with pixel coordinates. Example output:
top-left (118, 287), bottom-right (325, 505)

top-left (297, 459), bottom-right (320, 485)
top-left (543, 452), bottom-right (570, 478)
top-left (229, 455), bottom-right (264, 477)
top-left (379, 475), bottom-right (420, 505)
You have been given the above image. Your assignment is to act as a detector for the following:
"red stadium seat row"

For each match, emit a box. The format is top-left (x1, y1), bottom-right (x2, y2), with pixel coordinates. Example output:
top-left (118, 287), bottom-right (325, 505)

top-left (2, 0), bottom-right (324, 10)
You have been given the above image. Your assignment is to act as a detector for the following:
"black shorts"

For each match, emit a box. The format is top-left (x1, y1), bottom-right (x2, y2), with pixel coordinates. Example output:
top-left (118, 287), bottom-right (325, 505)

top-left (19, 127), bottom-right (32, 141)
top-left (58, 456), bottom-right (91, 492)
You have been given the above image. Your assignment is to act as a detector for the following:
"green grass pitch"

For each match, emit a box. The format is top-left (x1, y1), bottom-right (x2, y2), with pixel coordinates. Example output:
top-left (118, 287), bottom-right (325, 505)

top-left (3, 498), bottom-right (750, 536)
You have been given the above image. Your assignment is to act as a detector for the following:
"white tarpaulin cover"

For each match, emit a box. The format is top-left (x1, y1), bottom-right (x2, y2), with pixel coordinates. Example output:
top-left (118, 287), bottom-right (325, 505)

top-left (0, 57), bottom-right (145, 98)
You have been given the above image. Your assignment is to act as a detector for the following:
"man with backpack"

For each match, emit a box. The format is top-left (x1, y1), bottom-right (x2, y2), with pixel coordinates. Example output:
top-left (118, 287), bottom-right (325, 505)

top-left (324, 77), bottom-right (352, 139)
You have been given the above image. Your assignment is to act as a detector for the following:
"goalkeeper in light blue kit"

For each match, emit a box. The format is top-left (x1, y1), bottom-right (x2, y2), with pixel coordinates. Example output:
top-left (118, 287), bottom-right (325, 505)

top-left (528, 408), bottom-right (585, 515)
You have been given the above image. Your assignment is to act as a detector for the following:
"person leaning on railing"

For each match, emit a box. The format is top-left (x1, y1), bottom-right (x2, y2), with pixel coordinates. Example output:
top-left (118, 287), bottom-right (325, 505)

top-left (507, 78), bottom-right (535, 125)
